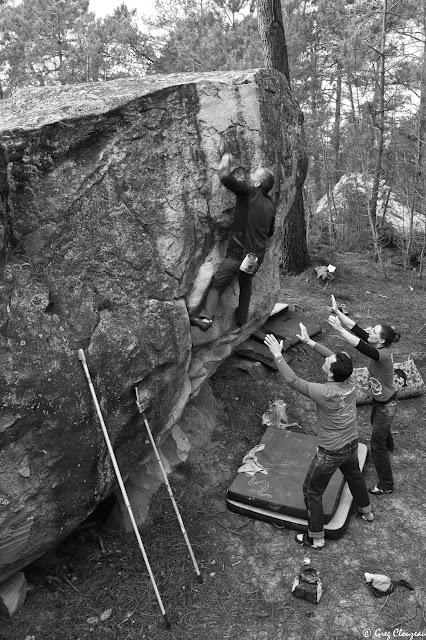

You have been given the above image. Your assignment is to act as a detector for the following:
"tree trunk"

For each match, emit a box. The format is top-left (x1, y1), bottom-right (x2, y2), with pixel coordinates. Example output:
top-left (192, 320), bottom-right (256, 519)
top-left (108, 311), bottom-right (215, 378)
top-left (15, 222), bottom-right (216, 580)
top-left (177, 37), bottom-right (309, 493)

top-left (56, 13), bottom-right (65, 84)
top-left (369, 0), bottom-right (387, 228)
top-left (256, 0), bottom-right (290, 83)
top-left (380, 185), bottom-right (391, 227)
top-left (309, 44), bottom-right (322, 199)
top-left (405, 0), bottom-right (426, 269)
top-left (333, 61), bottom-right (342, 185)
top-left (281, 184), bottom-right (309, 273)
top-left (257, 0), bottom-right (308, 273)
top-left (346, 69), bottom-right (356, 124)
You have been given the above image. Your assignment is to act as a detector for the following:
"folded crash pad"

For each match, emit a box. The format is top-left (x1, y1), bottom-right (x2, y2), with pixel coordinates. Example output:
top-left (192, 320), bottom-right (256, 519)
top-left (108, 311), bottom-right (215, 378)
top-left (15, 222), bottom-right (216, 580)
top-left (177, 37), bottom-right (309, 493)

top-left (234, 339), bottom-right (293, 370)
top-left (252, 307), bottom-right (322, 352)
top-left (227, 427), bottom-right (368, 539)
top-left (354, 358), bottom-right (425, 404)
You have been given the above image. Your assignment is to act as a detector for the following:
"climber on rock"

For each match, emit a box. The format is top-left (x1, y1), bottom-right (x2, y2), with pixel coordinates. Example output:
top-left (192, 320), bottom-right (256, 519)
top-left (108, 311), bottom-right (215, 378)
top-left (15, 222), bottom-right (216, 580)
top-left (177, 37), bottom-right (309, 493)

top-left (190, 152), bottom-right (275, 331)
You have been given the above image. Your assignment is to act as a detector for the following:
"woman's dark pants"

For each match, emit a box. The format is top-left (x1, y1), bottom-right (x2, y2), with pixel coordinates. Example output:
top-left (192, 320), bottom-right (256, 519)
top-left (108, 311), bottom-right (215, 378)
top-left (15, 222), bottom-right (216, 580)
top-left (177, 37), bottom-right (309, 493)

top-left (370, 399), bottom-right (397, 491)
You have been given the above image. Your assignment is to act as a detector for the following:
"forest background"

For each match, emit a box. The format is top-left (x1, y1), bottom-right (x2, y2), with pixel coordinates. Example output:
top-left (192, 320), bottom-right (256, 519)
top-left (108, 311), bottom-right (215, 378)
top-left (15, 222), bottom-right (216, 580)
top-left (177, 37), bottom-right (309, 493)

top-left (1, 0), bottom-right (425, 269)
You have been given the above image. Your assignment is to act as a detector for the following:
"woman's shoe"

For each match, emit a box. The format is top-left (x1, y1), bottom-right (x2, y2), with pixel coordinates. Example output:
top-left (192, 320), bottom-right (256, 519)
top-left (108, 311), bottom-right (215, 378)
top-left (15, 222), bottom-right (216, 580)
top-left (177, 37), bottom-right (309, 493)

top-left (368, 486), bottom-right (393, 495)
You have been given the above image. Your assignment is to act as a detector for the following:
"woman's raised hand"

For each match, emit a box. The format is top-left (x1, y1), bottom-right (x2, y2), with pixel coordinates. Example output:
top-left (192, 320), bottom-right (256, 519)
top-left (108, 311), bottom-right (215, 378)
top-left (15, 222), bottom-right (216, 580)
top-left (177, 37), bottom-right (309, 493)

top-left (328, 314), bottom-right (343, 332)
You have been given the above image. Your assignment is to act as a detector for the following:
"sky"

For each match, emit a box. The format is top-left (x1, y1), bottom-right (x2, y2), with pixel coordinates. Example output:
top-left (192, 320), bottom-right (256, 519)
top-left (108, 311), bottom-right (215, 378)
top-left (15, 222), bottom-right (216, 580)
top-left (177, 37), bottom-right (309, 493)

top-left (88, 0), bottom-right (157, 18)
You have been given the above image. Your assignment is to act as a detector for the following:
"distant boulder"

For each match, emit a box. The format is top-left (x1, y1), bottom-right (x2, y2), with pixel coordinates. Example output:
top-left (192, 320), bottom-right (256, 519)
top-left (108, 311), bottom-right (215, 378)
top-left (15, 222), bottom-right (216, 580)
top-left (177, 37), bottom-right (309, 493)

top-left (316, 173), bottom-right (424, 241)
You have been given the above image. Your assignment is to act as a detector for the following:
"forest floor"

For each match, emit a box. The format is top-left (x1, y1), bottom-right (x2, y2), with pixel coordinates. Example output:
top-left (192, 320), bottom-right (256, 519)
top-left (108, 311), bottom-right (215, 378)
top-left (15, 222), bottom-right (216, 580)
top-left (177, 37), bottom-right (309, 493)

top-left (2, 250), bottom-right (426, 640)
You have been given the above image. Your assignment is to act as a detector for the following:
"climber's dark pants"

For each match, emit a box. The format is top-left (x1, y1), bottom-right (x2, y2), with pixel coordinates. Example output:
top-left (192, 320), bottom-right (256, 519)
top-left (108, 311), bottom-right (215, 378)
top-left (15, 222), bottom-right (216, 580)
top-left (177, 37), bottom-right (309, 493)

top-left (200, 257), bottom-right (254, 326)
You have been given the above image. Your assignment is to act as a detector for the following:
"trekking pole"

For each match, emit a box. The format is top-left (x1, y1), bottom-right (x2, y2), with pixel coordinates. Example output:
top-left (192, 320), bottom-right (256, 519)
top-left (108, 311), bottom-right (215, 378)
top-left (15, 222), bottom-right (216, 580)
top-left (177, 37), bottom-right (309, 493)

top-left (77, 349), bottom-right (171, 629)
top-left (135, 387), bottom-right (203, 584)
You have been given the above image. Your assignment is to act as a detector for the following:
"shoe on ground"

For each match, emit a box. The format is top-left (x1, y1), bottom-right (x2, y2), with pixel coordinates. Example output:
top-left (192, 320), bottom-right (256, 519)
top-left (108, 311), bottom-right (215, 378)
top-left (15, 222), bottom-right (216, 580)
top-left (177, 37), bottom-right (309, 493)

top-left (361, 512), bottom-right (374, 522)
top-left (295, 533), bottom-right (324, 549)
top-left (368, 486), bottom-right (393, 495)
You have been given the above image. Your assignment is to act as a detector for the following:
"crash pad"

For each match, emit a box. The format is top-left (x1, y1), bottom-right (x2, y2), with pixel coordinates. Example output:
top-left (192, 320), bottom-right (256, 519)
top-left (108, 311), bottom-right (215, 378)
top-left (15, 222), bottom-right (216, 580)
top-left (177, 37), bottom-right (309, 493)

top-left (234, 339), bottom-right (294, 370)
top-left (354, 358), bottom-right (425, 404)
top-left (227, 428), bottom-right (368, 539)
top-left (252, 307), bottom-right (322, 352)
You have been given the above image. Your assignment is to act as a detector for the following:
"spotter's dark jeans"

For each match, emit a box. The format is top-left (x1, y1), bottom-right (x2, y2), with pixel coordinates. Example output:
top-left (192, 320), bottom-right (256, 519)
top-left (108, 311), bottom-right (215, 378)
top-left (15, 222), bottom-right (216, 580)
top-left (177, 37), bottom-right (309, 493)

top-left (303, 438), bottom-right (370, 538)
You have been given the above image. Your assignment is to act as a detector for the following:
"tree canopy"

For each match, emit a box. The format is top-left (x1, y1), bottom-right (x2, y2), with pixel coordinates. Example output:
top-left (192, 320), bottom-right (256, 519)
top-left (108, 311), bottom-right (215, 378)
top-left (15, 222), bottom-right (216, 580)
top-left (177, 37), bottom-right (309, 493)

top-left (0, 0), bottom-right (155, 90)
top-left (0, 0), bottom-right (425, 259)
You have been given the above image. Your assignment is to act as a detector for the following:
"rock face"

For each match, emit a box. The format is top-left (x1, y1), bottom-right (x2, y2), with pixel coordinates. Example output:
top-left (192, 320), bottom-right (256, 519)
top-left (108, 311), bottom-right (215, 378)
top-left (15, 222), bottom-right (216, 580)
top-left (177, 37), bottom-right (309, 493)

top-left (0, 69), bottom-right (307, 581)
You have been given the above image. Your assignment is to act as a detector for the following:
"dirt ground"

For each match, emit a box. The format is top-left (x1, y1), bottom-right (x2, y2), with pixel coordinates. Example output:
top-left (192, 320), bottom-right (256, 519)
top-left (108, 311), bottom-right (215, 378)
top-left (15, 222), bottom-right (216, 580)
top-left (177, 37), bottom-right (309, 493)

top-left (3, 250), bottom-right (426, 640)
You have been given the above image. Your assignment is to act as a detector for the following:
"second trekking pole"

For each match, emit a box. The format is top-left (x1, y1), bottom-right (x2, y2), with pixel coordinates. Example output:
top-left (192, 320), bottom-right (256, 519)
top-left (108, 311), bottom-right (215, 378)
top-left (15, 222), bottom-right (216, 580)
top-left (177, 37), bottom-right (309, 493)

top-left (135, 387), bottom-right (202, 584)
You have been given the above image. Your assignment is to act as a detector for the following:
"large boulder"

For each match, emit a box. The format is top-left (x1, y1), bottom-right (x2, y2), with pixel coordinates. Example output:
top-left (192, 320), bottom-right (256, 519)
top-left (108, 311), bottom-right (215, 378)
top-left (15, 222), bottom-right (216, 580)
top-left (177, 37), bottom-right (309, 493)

top-left (0, 69), bottom-right (307, 581)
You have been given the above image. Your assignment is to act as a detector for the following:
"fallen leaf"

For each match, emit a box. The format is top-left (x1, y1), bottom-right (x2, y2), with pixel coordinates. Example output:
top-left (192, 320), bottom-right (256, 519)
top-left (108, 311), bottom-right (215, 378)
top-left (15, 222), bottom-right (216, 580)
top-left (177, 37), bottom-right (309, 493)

top-left (18, 466), bottom-right (30, 478)
top-left (315, 265), bottom-right (328, 279)
top-left (100, 609), bottom-right (112, 621)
